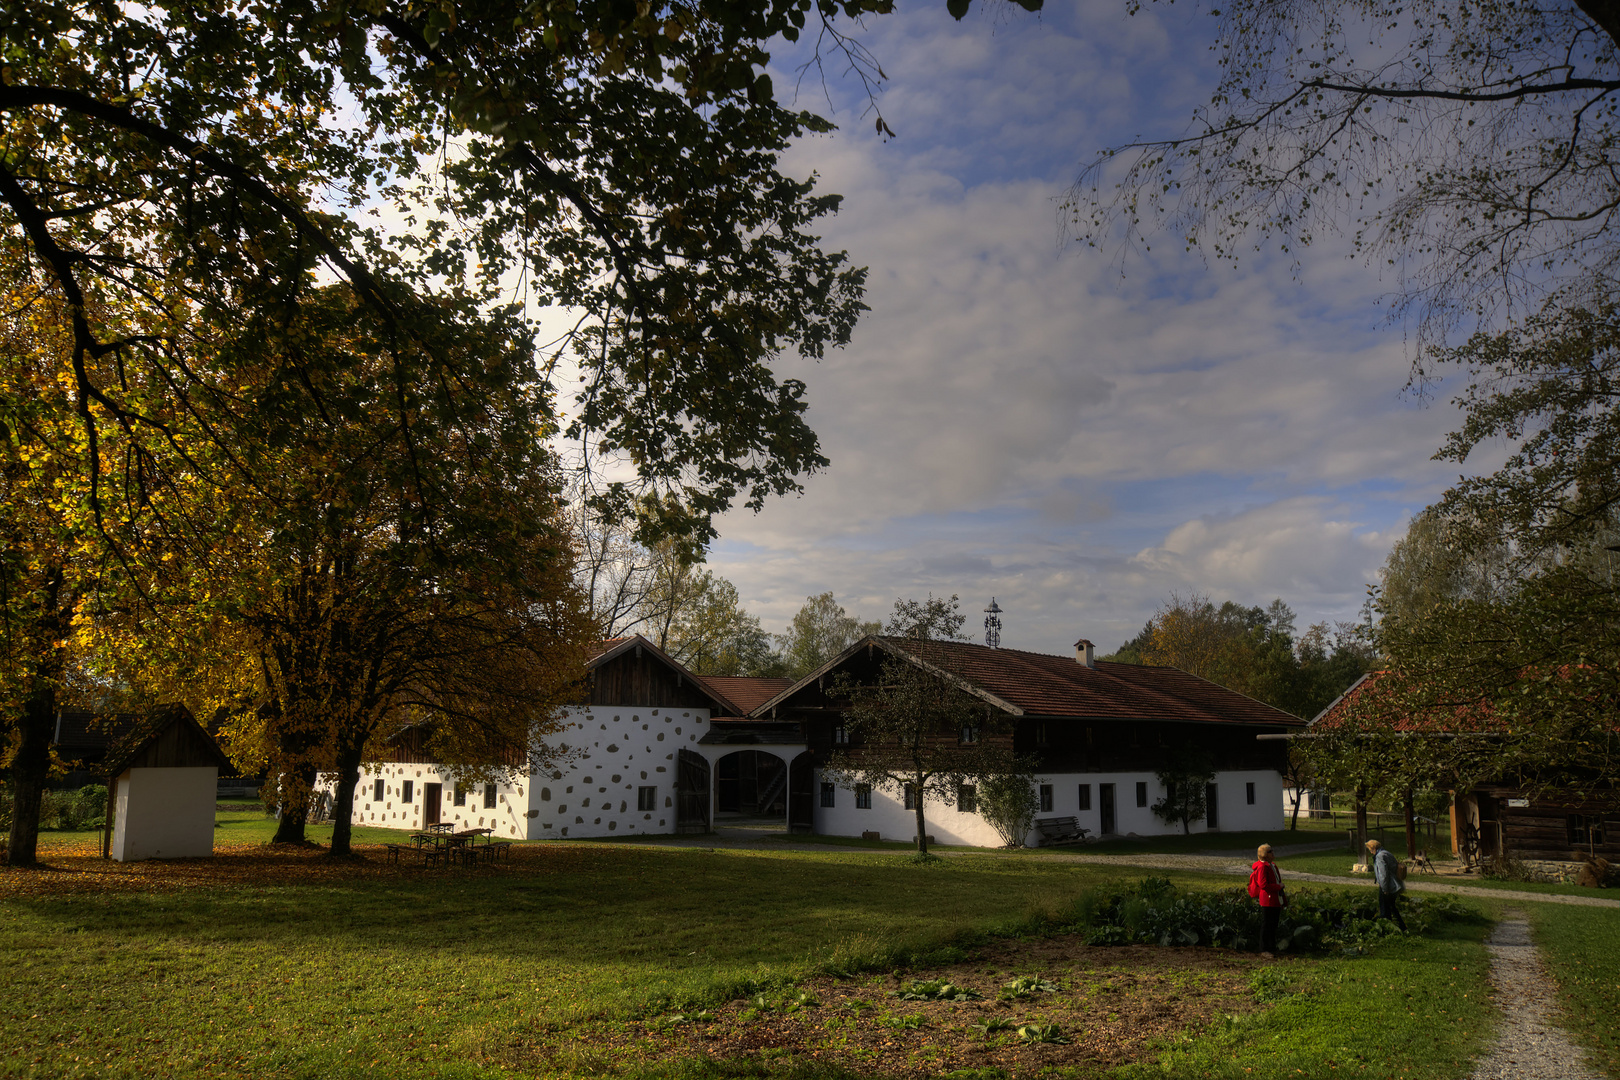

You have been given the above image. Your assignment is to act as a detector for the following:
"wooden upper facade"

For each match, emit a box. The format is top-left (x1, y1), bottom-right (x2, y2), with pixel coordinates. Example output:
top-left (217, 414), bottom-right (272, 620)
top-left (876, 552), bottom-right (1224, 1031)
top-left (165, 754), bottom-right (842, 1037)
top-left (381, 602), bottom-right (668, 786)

top-left (751, 636), bottom-right (1302, 772)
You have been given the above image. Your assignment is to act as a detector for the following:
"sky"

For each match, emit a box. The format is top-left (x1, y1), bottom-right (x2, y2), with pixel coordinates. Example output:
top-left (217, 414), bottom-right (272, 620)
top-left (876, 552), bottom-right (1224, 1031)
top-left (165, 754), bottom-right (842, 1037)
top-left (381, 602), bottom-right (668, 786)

top-left (688, 1), bottom-right (1494, 656)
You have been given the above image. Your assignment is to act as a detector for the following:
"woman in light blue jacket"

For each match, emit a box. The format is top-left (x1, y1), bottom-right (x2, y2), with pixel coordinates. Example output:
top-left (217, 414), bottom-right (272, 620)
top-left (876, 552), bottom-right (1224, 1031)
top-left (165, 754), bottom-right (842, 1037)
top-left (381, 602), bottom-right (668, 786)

top-left (1366, 839), bottom-right (1407, 930)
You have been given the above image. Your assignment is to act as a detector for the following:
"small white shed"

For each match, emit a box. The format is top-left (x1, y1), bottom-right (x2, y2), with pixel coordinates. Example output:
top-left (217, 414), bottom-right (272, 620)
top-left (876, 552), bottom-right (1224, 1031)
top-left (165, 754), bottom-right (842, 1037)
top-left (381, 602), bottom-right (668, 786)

top-left (102, 705), bottom-right (233, 862)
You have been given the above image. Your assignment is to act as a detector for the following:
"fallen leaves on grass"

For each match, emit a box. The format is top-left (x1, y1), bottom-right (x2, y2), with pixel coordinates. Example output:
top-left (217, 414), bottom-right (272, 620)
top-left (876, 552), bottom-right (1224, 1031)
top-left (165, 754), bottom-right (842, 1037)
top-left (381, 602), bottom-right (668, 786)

top-left (0, 842), bottom-right (610, 899)
top-left (499, 937), bottom-right (1271, 1079)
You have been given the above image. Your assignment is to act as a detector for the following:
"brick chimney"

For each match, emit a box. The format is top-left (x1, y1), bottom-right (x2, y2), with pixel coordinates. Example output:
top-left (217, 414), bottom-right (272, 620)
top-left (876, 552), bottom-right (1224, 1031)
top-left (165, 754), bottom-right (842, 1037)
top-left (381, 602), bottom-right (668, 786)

top-left (1075, 639), bottom-right (1095, 668)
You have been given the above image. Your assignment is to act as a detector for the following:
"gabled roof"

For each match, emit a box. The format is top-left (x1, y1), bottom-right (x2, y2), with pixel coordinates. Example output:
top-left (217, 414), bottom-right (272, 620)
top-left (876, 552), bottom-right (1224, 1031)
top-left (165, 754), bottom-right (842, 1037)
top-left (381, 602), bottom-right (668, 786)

top-left (585, 634), bottom-right (747, 716)
top-left (756, 636), bottom-right (1304, 728)
top-left (696, 675), bottom-right (794, 715)
top-left (1310, 670), bottom-right (1503, 733)
top-left (101, 704), bottom-right (235, 776)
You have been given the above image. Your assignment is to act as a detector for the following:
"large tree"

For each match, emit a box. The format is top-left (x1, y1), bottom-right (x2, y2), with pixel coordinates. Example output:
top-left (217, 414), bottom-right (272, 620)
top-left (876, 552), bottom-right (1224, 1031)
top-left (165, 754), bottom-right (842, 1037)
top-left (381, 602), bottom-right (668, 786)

top-left (823, 645), bottom-right (1016, 855)
top-left (1070, 0), bottom-right (1620, 353)
top-left (777, 591), bottom-right (879, 678)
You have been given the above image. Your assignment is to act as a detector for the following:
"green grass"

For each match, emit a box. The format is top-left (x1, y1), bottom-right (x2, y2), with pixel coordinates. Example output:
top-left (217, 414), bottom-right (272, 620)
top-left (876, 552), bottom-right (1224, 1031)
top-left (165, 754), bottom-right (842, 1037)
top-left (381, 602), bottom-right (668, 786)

top-left (1274, 850), bottom-right (1610, 897)
top-left (1530, 903), bottom-right (1620, 1078)
top-left (1116, 917), bottom-right (1496, 1080)
top-left (5, 812), bottom-right (1512, 1080)
top-left (1043, 825), bottom-right (1342, 858)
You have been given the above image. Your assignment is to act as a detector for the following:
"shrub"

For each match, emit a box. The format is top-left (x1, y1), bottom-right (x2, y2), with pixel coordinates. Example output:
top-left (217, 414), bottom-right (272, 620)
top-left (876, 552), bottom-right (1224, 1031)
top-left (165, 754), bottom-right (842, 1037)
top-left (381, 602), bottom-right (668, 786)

top-left (1066, 878), bottom-right (1478, 955)
top-left (978, 772), bottom-right (1041, 847)
top-left (39, 785), bottom-right (108, 831)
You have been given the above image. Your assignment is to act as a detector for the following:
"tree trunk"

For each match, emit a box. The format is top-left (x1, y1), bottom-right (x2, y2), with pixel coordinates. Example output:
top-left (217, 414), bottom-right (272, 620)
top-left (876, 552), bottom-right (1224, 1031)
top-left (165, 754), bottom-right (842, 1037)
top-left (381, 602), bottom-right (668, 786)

top-left (328, 744), bottom-right (363, 857)
top-left (5, 679), bottom-right (56, 867)
top-left (271, 763), bottom-right (319, 844)
top-left (913, 781), bottom-right (928, 854)
top-left (1404, 788), bottom-right (1417, 859)
top-left (1288, 788), bottom-right (1303, 831)
top-left (1354, 789), bottom-right (1369, 854)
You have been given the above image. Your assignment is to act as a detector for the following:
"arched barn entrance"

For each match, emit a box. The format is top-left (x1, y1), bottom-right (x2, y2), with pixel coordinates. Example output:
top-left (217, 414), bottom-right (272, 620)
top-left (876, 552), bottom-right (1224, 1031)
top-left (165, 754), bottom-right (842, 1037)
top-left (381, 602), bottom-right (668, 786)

top-left (715, 749), bottom-right (789, 821)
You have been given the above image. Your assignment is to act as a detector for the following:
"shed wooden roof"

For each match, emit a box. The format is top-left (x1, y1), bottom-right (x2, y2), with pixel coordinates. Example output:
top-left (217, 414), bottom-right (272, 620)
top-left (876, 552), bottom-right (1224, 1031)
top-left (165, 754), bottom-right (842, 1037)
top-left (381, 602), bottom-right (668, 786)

top-left (102, 704), bottom-right (235, 776)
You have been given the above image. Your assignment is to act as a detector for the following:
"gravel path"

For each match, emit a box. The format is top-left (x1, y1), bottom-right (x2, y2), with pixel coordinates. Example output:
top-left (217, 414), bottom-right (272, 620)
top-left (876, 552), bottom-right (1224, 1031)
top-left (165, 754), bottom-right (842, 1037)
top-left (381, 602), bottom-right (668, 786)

top-left (1467, 912), bottom-right (1605, 1080)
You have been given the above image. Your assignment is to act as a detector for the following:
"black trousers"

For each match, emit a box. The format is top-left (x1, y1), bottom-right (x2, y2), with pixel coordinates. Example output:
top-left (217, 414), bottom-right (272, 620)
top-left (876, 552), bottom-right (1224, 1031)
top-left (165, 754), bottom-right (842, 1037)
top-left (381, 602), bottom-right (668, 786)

top-left (1259, 905), bottom-right (1280, 953)
top-left (1378, 890), bottom-right (1407, 930)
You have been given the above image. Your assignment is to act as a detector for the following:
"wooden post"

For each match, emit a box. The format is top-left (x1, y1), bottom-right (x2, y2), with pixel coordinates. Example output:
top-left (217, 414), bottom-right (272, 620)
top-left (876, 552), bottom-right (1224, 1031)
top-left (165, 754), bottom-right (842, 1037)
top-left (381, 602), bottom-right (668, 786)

top-left (1404, 788), bottom-right (1417, 859)
top-left (101, 776), bottom-right (116, 860)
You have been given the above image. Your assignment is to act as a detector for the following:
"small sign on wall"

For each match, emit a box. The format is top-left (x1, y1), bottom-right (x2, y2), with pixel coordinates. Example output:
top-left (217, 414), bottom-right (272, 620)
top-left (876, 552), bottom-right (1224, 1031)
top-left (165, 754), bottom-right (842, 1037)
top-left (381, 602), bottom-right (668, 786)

top-left (1506, 798), bottom-right (1530, 808)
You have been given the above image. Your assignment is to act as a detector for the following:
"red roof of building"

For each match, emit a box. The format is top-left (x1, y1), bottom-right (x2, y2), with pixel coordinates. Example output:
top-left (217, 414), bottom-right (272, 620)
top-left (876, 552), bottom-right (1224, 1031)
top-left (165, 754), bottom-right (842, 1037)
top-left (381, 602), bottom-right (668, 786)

top-left (757, 636), bottom-right (1303, 727)
top-left (697, 676), bottom-right (794, 716)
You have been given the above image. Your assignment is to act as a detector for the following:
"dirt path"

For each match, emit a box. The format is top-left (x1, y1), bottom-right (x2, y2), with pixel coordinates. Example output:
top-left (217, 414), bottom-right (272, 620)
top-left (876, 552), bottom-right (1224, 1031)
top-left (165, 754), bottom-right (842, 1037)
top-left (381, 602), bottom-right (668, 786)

top-left (1467, 912), bottom-right (1604, 1080)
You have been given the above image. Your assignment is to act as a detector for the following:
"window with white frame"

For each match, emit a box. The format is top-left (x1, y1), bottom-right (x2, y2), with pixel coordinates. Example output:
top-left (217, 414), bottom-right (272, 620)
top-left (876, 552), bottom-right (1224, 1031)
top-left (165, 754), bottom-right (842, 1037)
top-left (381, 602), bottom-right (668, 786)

top-left (855, 784), bottom-right (871, 810)
top-left (820, 782), bottom-right (835, 808)
top-left (637, 786), bottom-right (656, 811)
top-left (1039, 784), bottom-right (1053, 813)
top-left (1077, 783), bottom-right (1091, 811)
top-left (958, 784), bottom-right (977, 813)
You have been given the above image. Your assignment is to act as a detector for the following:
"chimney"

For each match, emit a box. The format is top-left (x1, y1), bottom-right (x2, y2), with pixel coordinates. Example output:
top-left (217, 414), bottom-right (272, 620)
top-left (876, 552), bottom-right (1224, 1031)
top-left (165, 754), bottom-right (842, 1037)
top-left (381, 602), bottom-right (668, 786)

top-left (1075, 638), bottom-right (1095, 668)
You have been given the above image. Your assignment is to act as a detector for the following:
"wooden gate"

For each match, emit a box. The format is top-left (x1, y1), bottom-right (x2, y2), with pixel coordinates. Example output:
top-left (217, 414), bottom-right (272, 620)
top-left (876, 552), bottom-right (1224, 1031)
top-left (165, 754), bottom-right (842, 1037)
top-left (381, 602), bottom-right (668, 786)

top-left (788, 752), bottom-right (815, 834)
top-left (676, 749), bottom-right (710, 833)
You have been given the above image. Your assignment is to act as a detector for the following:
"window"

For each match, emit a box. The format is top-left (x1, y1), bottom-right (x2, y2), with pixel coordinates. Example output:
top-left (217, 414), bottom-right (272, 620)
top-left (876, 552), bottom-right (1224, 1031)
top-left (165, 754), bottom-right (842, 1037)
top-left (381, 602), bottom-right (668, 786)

top-left (959, 724), bottom-right (979, 745)
top-left (373, 778), bottom-right (384, 803)
top-left (832, 723), bottom-right (849, 745)
top-left (1135, 781), bottom-right (1147, 808)
top-left (638, 786), bottom-right (657, 811)
top-left (402, 780), bottom-right (414, 803)
top-left (1077, 784), bottom-right (1092, 811)
top-left (855, 784), bottom-right (872, 810)
top-left (958, 784), bottom-right (977, 813)
top-left (820, 782), bottom-right (836, 808)
top-left (904, 784), bottom-right (917, 811)
top-left (1033, 722), bottom-right (1049, 746)
top-left (1245, 782), bottom-right (1256, 806)
top-left (1039, 784), bottom-right (1053, 813)
top-left (1569, 814), bottom-right (1605, 846)
top-left (483, 783), bottom-right (497, 809)
top-left (453, 784), bottom-right (467, 807)
top-left (1165, 780), bottom-right (1177, 803)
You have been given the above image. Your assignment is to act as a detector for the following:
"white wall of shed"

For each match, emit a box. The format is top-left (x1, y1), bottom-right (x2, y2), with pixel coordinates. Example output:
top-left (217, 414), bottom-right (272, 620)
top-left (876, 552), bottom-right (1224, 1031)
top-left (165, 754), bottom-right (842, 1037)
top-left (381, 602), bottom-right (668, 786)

top-left (110, 766), bottom-right (218, 861)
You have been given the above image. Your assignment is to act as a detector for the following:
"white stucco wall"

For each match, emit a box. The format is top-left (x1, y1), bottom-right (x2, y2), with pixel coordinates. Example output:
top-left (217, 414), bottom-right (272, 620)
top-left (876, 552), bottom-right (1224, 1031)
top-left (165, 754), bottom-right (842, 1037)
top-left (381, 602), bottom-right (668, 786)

top-left (813, 768), bottom-right (1285, 846)
top-left (111, 766), bottom-right (218, 861)
top-left (528, 706), bottom-right (710, 839)
top-left (343, 706), bottom-right (713, 840)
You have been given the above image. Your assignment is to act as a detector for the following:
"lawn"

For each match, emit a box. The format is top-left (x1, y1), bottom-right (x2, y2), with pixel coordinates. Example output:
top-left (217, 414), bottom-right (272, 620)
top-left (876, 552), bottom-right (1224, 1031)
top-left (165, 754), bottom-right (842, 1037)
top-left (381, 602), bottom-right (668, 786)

top-left (0, 808), bottom-right (1507, 1080)
top-left (1530, 904), bottom-right (1620, 1079)
top-left (1273, 849), bottom-right (1611, 898)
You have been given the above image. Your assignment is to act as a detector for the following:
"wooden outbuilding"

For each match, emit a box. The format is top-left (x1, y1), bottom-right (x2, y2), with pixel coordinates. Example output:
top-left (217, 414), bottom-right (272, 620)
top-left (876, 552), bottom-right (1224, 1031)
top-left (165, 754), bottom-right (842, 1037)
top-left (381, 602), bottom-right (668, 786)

top-left (100, 704), bottom-right (234, 861)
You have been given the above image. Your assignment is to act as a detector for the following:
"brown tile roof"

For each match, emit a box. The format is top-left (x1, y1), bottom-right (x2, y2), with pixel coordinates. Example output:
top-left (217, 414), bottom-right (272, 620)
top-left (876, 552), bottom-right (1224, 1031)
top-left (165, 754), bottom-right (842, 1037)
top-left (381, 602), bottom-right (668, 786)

top-left (766, 636), bottom-right (1303, 728)
top-left (696, 676), bottom-right (794, 716)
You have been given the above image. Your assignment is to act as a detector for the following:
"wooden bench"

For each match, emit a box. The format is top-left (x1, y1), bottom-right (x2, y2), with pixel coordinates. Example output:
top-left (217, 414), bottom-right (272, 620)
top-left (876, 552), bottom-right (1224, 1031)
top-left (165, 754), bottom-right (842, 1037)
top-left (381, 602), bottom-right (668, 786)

top-left (1034, 817), bottom-right (1090, 846)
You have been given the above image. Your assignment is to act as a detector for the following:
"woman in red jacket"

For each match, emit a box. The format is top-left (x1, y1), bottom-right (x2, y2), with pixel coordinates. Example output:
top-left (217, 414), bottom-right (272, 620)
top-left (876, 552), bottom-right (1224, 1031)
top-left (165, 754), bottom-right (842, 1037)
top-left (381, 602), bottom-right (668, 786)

top-left (1248, 843), bottom-right (1286, 957)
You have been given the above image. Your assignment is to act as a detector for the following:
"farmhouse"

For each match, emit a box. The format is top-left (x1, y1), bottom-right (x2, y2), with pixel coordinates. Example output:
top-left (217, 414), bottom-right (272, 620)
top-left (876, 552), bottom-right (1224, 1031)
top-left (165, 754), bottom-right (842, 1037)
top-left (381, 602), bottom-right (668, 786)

top-left (758, 636), bottom-right (1302, 846)
top-left (338, 633), bottom-right (1302, 846)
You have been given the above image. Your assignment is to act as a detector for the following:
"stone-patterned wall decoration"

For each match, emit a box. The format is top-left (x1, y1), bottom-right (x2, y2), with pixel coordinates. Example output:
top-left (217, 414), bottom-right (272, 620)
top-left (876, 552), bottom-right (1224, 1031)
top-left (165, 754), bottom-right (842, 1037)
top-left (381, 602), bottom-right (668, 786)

top-left (526, 706), bottom-right (709, 839)
top-left (329, 706), bottom-right (712, 842)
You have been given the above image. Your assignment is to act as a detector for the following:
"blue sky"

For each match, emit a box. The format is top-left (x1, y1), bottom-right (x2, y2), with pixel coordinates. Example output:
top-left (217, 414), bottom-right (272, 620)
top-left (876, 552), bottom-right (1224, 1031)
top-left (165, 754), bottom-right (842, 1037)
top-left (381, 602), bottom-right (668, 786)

top-left (697, 1), bottom-right (1493, 654)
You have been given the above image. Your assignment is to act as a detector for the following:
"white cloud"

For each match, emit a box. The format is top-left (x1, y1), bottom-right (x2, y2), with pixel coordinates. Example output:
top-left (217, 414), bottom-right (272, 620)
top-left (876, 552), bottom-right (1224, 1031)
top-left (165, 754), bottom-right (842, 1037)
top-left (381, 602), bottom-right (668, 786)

top-left (685, 5), bottom-right (1501, 656)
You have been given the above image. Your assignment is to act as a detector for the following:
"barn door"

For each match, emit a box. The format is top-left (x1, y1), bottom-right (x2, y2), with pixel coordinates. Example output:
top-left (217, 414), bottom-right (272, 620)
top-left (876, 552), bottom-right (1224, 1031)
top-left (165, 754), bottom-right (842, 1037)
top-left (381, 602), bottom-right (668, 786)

top-left (677, 749), bottom-right (710, 833)
top-left (1099, 783), bottom-right (1116, 835)
top-left (788, 752), bottom-right (815, 834)
top-left (423, 783), bottom-right (442, 826)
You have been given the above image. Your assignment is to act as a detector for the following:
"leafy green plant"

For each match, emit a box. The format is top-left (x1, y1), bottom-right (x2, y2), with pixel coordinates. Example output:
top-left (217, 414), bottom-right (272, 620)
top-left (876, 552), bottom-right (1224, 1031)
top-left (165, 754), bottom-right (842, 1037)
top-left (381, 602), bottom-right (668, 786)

top-left (999, 975), bottom-right (1058, 999)
top-left (972, 1017), bottom-right (1015, 1035)
top-left (1016, 1022), bottom-right (1067, 1044)
top-left (883, 1012), bottom-right (927, 1030)
top-left (897, 979), bottom-right (981, 1002)
top-left (1064, 878), bottom-right (1479, 955)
